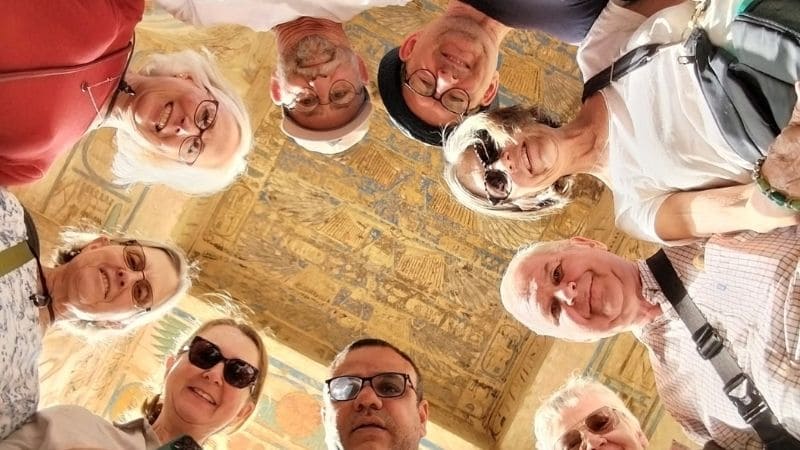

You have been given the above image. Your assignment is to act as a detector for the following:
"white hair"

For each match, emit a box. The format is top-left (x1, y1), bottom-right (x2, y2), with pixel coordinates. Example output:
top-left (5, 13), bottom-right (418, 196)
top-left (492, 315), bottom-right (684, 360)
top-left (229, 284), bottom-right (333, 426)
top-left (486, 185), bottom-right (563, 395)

top-left (442, 106), bottom-right (573, 219)
top-left (108, 49), bottom-right (253, 196)
top-left (534, 376), bottom-right (642, 450)
top-left (52, 229), bottom-right (194, 339)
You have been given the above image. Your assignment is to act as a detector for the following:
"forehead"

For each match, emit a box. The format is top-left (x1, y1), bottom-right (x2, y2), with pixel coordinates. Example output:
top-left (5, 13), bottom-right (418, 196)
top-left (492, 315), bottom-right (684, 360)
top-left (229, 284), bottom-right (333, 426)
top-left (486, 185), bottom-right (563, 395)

top-left (333, 347), bottom-right (416, 381)
top-left (198, 325), bottom-right (261, 368)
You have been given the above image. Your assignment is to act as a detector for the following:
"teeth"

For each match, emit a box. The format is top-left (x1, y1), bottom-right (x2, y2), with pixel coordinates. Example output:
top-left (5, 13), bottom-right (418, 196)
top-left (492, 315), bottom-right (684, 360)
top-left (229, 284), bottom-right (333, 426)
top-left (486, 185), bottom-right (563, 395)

top-left (156, 103), bottom-right (173, 132)
top-left (100, 271), bottom-right (110, 298)
top-left (191, 387), bottom-right (216, 405)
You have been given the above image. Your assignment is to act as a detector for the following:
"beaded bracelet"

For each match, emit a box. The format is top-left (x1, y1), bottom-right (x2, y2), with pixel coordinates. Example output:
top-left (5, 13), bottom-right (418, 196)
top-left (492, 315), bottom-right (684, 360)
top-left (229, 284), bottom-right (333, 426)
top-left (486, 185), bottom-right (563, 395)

top-left (752, 157), bottom-right (800, 212)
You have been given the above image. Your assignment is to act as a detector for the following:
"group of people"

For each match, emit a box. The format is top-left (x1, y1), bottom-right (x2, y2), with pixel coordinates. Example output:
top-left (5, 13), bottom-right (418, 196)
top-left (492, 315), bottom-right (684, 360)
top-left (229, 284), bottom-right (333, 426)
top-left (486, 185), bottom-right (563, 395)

top-left (2, 0), bottom-right (800, 448)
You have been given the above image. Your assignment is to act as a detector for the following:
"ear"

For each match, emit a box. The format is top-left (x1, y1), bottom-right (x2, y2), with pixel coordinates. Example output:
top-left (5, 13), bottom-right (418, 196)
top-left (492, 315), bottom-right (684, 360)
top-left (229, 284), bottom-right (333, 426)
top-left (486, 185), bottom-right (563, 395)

top-left (356, 54), bottom-right (369, 84)
top-left (165, 354), bottom-right (176, 378)
top-left (398, 32), bottom-right (422, 62)
top-left (417, 399), bottom-right (429, 437)
top-left (568, 236), bottom-right (607, 250)
top-left (270, 73), bottom-right (282, 105)
top-left (82, 236), bottom-right (111, 252)
top-left (233, 398), bottom-right (256, 424)
top-left (478, 71), bottom-right (501, 107)
top-left (175, 73), bottom-right (192, 81)
top-left (636, 429), bottom-right (649, 448)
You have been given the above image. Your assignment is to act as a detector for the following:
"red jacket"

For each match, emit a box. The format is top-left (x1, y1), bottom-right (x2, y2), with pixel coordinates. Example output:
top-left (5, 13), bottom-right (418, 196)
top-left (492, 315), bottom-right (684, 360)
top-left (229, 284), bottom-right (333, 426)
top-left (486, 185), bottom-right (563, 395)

top-left (0, 0), bottom-right (144, 185)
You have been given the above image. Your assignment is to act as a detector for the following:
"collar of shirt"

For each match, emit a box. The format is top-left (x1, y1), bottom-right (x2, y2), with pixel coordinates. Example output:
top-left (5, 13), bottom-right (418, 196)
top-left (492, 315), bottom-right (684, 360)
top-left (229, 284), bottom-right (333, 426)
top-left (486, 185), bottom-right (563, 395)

top-left (113, 417), bottom-right (162, 448)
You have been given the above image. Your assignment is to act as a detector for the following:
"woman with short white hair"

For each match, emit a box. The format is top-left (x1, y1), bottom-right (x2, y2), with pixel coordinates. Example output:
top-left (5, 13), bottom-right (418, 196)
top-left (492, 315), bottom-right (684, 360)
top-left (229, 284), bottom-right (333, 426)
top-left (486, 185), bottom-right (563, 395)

top-left (1, 1), bottom-right (252, 195)
top-left (0, 187), bottom-right (192, 439)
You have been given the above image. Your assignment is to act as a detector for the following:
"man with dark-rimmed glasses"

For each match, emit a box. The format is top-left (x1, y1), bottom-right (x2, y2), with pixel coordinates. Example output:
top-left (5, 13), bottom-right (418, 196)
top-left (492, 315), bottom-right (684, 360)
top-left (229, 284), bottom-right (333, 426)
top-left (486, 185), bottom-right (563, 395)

top-left (323, 338), bottom-right (428, 450)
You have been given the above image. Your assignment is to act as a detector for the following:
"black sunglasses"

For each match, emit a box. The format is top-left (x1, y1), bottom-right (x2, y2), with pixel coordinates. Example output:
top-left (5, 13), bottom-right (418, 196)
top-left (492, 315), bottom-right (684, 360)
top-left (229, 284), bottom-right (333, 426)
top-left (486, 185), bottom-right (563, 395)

top-left (182, 336), bottom-right (259, 390)
top-left (325, 372), bottom-right (416, 402)
top-left (474, 130), bottom-right (511, 205)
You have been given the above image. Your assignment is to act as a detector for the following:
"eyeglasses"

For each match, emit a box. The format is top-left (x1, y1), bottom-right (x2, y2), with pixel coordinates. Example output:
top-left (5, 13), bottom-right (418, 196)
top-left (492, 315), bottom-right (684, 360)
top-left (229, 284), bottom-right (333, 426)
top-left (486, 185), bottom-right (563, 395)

top-left (555, 406), bottom-right (621, 450)
top-left (121, 240), bottom-right (153, 311)
top-left (179, 99), bottom-right (219, 166)
top-left (473, 129), bottom-right (511, 205)
top-left (286, 80), bottom-right (366, 113)
top-left (325, 372), bottom-right (416, 402)
top-left (402, 64), bottom-right (472, 116)
top-left (182, 336), bottom-right (260, 391)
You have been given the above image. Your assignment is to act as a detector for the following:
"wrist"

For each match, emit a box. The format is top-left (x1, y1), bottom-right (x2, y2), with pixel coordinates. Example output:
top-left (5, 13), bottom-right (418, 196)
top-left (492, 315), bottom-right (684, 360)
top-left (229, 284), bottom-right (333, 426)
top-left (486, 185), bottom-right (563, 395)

top-left (753, 157), bottom-right (800, 212)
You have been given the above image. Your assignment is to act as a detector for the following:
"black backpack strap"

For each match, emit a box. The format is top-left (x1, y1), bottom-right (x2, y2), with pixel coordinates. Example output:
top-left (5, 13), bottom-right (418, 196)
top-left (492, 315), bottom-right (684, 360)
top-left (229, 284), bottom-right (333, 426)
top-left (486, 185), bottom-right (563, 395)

top-left (582, 42), bottom-right (664, 101)
top-left (645, 250), bottom-right (800, 448)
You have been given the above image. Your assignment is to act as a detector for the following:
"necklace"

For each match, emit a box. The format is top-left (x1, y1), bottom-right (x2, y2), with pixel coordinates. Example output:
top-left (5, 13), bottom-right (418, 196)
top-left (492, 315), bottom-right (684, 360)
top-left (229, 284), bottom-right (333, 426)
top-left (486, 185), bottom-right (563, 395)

top-left (80, 36), bottom-right (137, 123)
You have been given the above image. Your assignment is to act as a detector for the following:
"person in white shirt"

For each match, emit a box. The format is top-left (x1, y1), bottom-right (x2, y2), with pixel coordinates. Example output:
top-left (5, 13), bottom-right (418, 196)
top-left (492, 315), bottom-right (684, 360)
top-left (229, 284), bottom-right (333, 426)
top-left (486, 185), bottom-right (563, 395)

top-left (158, 0), bottom-right (409, 154)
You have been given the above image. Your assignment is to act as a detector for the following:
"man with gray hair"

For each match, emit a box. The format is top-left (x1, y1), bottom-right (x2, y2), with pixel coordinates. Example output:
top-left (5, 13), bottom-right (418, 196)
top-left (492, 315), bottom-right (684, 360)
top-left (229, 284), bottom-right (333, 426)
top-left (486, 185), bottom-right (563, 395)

top-left (158, 0), bottom-right (409, 154)
top-left (322, 338), bottom-right (428, 450)
top-left (534, 377), bottom-right (649, 450)
top-left (500, 227), bottom-right (800, 448)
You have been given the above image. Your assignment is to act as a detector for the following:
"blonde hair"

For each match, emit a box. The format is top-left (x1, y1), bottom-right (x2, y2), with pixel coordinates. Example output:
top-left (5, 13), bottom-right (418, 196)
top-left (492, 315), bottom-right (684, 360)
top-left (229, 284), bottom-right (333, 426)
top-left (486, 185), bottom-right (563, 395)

top-left (108, 49), bottom-right (253, 196)
top-left (442, 105), bottom-right (573, 219)
top-left (534, 376), bottom-right (642, 450)
top-left (52, 229), bottom-right (192, 338)
top-left (141, 318), bottom-right (268, 436)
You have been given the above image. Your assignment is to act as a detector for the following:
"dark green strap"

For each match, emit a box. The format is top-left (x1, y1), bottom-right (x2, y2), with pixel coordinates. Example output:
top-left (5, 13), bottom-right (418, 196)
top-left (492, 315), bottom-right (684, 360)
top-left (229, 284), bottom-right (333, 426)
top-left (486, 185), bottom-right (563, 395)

top-left (0, 241), bottom-right (36, 278)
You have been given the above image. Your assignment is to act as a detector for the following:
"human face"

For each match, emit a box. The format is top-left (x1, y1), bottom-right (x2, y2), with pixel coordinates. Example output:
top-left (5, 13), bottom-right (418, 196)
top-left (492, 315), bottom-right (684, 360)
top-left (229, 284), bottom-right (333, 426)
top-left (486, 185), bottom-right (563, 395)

top-left (129, 75), bottom-right (241, 169)
top-left (58, 237), bottom-right (180, 319)
top-left (162, 325), bottom-right (260, 436)
top-left (548, 391), bottom-right (647, 450)
top-left (500, 239), bottom-right (647, 341)
top-left (399, 16), bottom-right (501, 127)
top-left (271, 35), bottom-right (369, 131)
top-left (454, 126), bottom-right (563, 205)
top-left (326, 347), bottom-right (428, 450)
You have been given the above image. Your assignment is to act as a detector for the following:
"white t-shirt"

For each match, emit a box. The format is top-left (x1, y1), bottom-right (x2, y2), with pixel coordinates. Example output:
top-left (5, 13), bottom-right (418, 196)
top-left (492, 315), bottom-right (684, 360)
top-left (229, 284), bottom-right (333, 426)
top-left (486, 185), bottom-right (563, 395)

top-left (156, 0), bottom-right (410, 31)
top-left (577, 0), bottom-right (752, 244)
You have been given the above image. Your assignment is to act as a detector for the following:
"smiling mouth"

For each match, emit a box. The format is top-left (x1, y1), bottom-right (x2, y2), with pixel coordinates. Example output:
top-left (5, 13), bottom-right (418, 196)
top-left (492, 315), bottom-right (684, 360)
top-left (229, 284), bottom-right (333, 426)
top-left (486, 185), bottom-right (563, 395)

top-left (100, 270), bottom-right (110, 299)
top-left (155, 102), bottom-right (174, 132)
top-left (189, 387), bottom-right (217, 406)
top-left (522, 141), bottom-right (534, 174)
top-left (441, 51), bottom-right (470, 70)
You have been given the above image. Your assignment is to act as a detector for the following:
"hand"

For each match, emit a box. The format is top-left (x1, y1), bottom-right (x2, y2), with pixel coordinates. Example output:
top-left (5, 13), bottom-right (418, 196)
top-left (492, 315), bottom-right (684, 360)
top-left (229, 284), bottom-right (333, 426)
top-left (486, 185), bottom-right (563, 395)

top-left (761, 82), bottom-right (800, 197)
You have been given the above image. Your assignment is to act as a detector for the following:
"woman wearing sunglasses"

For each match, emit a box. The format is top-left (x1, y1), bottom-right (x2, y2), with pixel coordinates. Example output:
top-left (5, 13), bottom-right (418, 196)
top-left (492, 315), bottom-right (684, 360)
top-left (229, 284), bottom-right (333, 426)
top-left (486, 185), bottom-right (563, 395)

top-left (1, 318), bottom-right (267, 448)
top-left (534, 377), bottom-right (648, 450)
top-left (441, 0), bottom-right (800, 245)
top-left (1, 1), bottom-right (253, 195)
top-left (0, 188), bottom-right (191, 440)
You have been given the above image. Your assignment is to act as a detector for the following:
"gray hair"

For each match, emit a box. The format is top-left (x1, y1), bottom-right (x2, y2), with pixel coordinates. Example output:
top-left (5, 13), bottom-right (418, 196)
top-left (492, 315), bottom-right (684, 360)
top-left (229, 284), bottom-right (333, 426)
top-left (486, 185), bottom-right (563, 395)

top-left (534, 376), bottom-right (641, 450)
top-left (52, 229), bottom-right (193, 338)
top-left (109, 49), bottom-right (253, 196)
top-left (442, 105), bottom-right (573, 219)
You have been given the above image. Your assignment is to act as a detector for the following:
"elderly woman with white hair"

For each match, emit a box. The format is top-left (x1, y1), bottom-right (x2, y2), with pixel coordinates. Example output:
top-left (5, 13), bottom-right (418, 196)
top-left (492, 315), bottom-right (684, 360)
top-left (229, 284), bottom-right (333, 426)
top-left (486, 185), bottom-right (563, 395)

top-left (0, 0), bottom-right (252, 195)
top-left (0, 187), bottom-right (192, 439)
top-left (535, 377), bottom-right (649, 450)
top-left (441, 0), bottom-right (800, 245)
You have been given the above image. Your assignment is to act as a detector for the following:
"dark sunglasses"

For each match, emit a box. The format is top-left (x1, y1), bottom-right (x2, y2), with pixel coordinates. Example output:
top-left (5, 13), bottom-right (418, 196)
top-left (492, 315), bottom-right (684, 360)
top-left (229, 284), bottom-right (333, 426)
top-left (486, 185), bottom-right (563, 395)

top-left (555, 406), bottom-right (621, 450)
top-left (182, 336), bottom-right (259, 390)
top-left (473, 130), bottom-right (511, 205)
top-left (325, 372), bottom-right (416, 402)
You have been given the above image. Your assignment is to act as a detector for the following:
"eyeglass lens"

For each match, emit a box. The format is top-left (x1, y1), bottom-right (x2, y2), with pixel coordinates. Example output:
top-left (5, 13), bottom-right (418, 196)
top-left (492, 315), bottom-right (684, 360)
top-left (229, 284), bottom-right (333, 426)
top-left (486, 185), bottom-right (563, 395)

top-left (327, 372), bottom-right (409, 401)
top-left (179, 99), bottom-right (219, 164)
top-left (292, 80), bottom-right (359, 113)
top-left (557, 407), bottom-right (618, 450)
top-left (405, 68), bottom-right (470, 115)
top-left (122, 241), bottom-right (153, 310)
top-left (188, 336), bottom-right (259, 389)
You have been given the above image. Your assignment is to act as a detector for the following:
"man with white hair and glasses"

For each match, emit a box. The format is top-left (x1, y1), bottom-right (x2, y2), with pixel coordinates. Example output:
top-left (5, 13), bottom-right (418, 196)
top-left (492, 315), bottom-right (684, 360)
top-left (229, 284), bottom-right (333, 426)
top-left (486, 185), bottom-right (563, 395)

top-left (323, 338), bottom-right (428, 450)
top-left (534, 377), bottom-right (649, 450)
top-left (158, 0), bottom-right (409, 154)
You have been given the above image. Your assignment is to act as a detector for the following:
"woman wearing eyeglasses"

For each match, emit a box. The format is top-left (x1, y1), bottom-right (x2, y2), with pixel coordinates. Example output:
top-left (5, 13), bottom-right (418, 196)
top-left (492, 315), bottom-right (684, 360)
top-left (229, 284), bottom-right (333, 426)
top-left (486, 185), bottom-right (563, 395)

top-left (0, 188), bottom-right (191, 440)
top-left (440, 0), bottom-right (800, 245)
top-left (0, 319), bottom-right (267, 449)
top-left (0, 1), bottom-right (253, 195)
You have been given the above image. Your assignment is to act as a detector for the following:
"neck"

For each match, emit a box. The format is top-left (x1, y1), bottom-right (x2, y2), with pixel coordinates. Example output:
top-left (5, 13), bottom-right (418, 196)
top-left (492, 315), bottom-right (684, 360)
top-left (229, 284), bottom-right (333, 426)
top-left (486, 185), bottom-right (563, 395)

top-left (273, 17), bottom-right (350, 56)
top-left (635, 268), bottom-right (664, 327)
top-left (447, 0), bottom-right (512, 42)
top-left (41, 266), bottom-right (70, 325)
top-left (108, 72), bottom-right (140, 116)
top-left (558, 94), bottom-right (610, 183)
top-left (151, 415), bottom-right (207, 446)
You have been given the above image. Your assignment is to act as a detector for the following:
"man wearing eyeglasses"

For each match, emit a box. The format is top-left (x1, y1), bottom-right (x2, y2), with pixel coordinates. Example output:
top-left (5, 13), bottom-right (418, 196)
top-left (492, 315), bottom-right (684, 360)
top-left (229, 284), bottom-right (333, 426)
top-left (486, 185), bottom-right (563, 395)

top-left (534, 377), bottom-right (649, 450)
top-left (377, 0), bottom-right (609, 146)
top-left (323, 338), bottom-right (428, 450)
top-left (157, 0), bottom-right (409, 154)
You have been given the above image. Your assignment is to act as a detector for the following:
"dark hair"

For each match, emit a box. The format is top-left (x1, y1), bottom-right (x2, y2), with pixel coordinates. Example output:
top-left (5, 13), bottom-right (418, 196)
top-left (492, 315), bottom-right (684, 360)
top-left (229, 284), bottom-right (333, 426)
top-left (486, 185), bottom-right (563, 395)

top-left (331, 338), bottom-right (424, 402)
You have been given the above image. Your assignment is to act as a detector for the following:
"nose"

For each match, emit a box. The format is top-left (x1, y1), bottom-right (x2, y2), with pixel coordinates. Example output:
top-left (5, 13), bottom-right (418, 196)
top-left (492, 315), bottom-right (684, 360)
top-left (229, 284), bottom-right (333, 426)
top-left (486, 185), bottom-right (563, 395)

top-left (115, 267), bottom-right (141, 288)
top-left (353, 382), bottom-right (383, 412)
top-left (554, 281), bottom-right (578, 306)
top-left (583, 432), bottom-right (607, 449)
top-left (175, 113), bottom-right (199, 136)
top-left (202, 362), bottom-right (225, 386)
